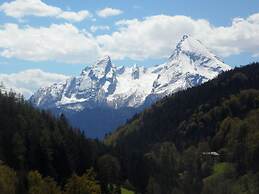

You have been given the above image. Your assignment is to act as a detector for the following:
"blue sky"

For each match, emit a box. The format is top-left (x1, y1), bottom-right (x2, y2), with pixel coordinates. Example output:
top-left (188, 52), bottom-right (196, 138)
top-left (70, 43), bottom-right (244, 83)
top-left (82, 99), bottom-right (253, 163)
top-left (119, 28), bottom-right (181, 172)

top-left (0, 0), bottom-right (259, 97)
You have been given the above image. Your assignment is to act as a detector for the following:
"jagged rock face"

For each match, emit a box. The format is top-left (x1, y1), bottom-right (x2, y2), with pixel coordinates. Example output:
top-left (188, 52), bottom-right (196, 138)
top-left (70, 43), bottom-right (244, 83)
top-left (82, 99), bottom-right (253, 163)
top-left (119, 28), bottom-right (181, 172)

top-left (31, 56), bottom-right (117, 110)
top-left (30, 35), bottom-right (231, 137)
top-left (31, 35), bottom-right (231, 111)
top-left (151, 35), bottom-right (230, 96)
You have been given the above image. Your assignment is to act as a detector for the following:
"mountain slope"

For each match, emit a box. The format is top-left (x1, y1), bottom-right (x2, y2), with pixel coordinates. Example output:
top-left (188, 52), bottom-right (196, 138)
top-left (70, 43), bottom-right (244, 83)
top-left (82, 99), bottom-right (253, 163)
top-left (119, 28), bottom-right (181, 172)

top-left (105, 63), bottom-right (259, 194)
top-left (151, 35), bottom-right (230, 96)
top-left (0, 90), bottom-right (102, 184)
top-left (106, 63), bottom-right (259, 145)
top-left (30, 35), bottom-right (231, 137)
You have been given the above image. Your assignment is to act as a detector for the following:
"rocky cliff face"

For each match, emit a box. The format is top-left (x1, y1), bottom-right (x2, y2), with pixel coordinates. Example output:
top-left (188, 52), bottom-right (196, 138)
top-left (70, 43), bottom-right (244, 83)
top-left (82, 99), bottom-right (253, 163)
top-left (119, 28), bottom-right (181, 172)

top-left (30, 35), bottom-right (231, 138)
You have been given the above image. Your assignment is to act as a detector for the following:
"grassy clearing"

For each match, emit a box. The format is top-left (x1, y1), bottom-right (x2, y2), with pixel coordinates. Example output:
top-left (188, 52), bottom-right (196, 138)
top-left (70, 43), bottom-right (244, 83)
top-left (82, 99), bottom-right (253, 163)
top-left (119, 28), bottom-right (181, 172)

top-left (213, 162), bottom-right (234, 174)
top-left (121, 187), bottom-right (134, 194)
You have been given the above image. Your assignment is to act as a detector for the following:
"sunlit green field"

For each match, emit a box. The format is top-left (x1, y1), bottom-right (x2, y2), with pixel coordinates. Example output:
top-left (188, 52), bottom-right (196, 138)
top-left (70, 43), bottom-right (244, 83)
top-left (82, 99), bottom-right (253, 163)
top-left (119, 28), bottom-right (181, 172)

top-left (121, 187), bottom-right (134, 194)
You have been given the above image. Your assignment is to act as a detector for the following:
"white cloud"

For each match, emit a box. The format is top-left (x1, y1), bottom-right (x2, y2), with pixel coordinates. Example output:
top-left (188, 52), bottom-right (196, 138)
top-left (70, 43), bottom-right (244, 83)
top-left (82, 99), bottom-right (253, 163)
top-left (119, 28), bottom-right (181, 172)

top-left (96, 7), bottom-right (123, 18)
top-left (57, 10), bottom-right (92, 22)
top-left (0, 23), bottom-right (101, 63)
top-left (0, 69), bottom-right (68, 98)
top-left (0, 13), bottom-right (259, 63)
top-left (247, 13), bottom-right (259, 24)
top-left (96, 14), bottom-right (259, 60)
top-left (90, 25), bottom-right (110, 33)
top-left (0, 14), bottom-right (258, 99)
top-left (0, 0), bottom-right (91, 22)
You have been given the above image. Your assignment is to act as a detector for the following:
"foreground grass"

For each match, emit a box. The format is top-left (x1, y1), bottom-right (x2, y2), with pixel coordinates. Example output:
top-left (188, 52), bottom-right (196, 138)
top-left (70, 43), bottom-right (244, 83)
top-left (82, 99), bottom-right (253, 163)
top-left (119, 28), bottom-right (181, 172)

top-left (121, 187), bottom-right (134, 194)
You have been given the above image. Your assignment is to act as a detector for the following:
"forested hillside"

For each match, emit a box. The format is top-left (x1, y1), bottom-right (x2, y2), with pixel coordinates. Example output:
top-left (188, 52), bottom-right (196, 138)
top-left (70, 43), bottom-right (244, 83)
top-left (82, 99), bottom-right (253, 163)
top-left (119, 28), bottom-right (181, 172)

top-left (1, 62), bottom-right (259, 194)
top-left (0, 91), bottom-right (116, 194)
top-left (106, 62), bottom-right (259, 194)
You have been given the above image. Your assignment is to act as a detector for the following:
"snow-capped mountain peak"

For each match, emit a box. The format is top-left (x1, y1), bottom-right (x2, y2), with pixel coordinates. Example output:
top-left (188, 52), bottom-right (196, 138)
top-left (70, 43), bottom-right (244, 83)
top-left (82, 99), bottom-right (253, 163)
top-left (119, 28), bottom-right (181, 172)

top-left (170, 34), bottom-right (217, 61)
top-left (80, 56), bottom-right (112, 76)
top-left (30, 36), bottom-right (231, 111)
top-left (170, 34), bottom-right (190, 57)
top-left (83, 55), bottom-right (114, 80)
top-left (151, 35), bottom-right (231, 95)
top-left (93, 55), bottom-right (112, 71)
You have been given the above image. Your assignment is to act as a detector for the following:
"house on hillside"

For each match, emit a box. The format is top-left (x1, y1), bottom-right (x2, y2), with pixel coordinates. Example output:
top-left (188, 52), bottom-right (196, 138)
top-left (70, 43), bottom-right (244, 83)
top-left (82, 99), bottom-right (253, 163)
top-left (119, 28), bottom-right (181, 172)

top-left (201, 152), bottom-right (220, 162)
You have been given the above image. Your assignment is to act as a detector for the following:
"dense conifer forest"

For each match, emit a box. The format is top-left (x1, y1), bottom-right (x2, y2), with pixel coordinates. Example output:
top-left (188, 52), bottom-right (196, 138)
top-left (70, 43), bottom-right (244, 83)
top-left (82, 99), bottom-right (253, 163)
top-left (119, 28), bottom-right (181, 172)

top-left (1, 63), bottom-right (259, 194)
top-left (106, 62), bottom-right (259, 194)
top-left (0, 90), bottom-right (110, 194)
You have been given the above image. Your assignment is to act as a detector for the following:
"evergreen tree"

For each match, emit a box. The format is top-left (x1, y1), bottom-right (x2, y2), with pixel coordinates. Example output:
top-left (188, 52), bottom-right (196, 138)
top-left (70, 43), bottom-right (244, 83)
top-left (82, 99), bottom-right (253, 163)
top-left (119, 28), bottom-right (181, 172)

top-left (64, 168), bottom-right (101, 194)
top-left (0, 163), bottom-right (17, 194)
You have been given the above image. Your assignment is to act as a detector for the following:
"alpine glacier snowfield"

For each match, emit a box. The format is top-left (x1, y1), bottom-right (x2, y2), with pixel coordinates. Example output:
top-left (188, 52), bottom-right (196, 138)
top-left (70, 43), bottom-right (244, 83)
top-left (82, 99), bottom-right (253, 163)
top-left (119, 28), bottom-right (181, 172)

top-left (31, 35), bottom-right (231, 111)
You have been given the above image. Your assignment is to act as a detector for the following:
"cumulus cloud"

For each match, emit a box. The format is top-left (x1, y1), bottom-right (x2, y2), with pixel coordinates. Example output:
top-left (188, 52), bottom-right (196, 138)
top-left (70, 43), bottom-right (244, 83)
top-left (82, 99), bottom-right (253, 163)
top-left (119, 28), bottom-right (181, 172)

top-left (57, 10), bottom-right (91, 22)
top-left (96, 7), bottom-right (123, 18)
top-left (0, 0), bottom-right (91, 22)
top-left (0, 13), bottom-right (259, 63)
top-left (0, 69), bottom-right (68, 98)
top-left (90, 25), bottom-right (110, 33)
top-left (0, 23), bottom-right (101, 63)
top-left (96, 14), bottom-right (259, 60)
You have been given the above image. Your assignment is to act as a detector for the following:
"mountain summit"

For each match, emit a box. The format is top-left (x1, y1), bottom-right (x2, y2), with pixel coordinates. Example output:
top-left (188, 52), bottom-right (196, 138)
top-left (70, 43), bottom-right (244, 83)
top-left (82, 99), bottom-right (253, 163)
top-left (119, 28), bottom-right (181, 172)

top-left (30, 35), bottom-right (231, 137)
top-left (151, 35), bottom-right (230, 96)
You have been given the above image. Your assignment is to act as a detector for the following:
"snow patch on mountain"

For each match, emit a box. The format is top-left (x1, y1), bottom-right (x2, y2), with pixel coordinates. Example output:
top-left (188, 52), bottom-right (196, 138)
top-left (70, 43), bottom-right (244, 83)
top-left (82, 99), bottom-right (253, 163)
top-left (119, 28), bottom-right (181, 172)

top-left (151, 35), bottom-right (230, 96)
top-left (30, 35), bottom-right (231, 111)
